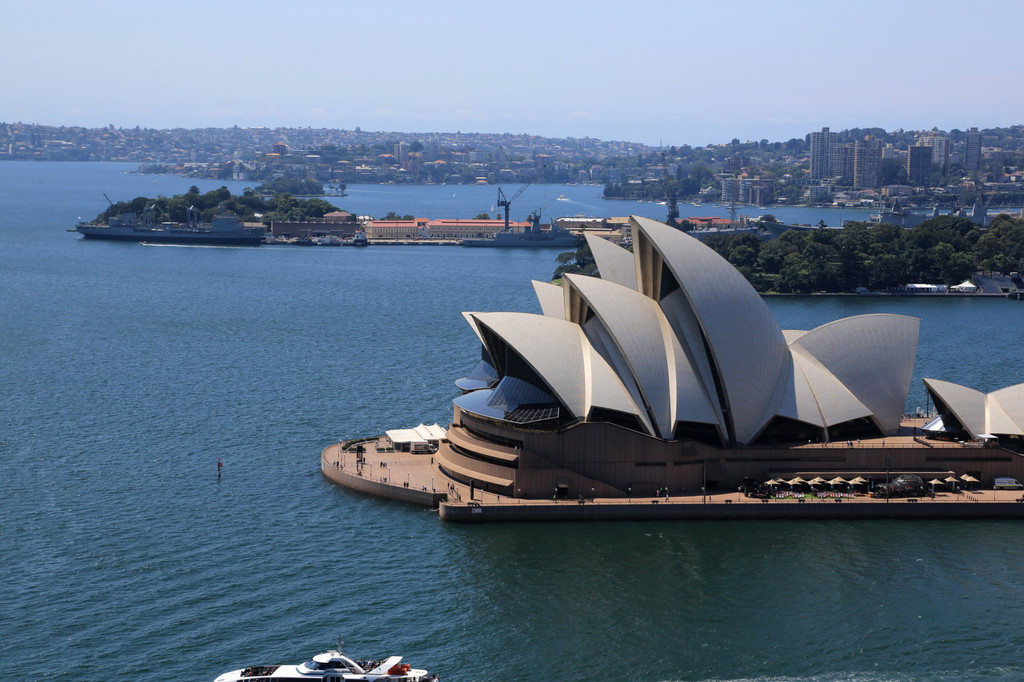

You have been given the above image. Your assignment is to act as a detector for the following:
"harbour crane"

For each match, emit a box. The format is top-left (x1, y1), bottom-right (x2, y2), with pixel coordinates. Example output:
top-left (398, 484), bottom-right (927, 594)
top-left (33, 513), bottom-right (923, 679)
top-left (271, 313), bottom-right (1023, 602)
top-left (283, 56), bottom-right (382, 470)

top-left (497, 183), bottom-right (530, 231)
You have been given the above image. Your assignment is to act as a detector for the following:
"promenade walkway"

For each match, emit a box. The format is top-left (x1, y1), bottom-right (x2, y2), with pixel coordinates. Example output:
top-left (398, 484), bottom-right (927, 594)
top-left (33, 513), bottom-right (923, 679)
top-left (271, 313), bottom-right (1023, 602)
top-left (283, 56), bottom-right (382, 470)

top-left (320, 424), bottom-right (1024, 523)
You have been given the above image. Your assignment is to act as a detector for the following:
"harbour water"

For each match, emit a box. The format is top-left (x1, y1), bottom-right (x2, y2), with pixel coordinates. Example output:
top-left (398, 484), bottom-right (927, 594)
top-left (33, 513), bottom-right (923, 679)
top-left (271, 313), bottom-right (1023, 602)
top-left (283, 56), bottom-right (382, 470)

top-left (334, 182), bottom-right (874, 227)
top-left (3, 162), bottom-right (1024, 681)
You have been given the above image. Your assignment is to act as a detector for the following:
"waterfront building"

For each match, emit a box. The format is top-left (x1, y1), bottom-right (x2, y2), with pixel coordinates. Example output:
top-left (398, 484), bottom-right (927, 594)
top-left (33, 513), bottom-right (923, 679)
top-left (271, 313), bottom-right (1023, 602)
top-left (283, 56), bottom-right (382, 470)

top-left (807, 184), bottom-right (831, 203)
top-left (426, 218), bottom-right (527, 240)
top-left (365, 218), bottom-right (428, 240)
top-left (364, 218), bottom-right (528, 241)
top-left (809, 127), bottom-right (837, 179)
top-left (719, 175), bottom-right (739, 203)
top-left (742, 177), bottom-right (774, 206)
top-left (438, 216), bottom-right (928, 498)
top-left (270, 212), bottom-right (359, 238)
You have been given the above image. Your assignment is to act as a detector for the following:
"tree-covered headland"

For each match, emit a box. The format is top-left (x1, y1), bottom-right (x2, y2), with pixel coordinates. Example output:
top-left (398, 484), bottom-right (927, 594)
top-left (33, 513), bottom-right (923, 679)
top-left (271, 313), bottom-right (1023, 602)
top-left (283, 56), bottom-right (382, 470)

top-left (699, 214), bottom-right (1024, 294)
top-left (92, 186), bottom-right (340, 226)
top-left (552, 214), bottom-right (1024, 294)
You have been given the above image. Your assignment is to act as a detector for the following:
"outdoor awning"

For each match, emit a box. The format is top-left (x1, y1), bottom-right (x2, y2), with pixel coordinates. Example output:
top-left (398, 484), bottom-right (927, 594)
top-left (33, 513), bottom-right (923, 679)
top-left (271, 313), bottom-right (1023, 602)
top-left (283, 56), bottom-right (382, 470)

top-left (386, 423), bottom-right (447, 445)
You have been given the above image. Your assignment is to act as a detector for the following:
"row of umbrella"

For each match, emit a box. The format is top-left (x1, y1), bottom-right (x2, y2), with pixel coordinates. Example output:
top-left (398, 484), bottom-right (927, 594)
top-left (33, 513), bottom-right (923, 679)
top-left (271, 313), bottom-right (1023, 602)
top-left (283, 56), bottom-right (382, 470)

top-left (766, 474), bottom-right (979, 487)
top-left (765, 476), bottom-right (869, 487)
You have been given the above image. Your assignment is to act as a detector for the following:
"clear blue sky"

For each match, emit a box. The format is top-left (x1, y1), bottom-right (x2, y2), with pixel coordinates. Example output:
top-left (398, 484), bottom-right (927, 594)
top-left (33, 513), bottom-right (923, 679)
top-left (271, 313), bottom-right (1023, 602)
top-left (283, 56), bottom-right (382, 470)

top-left (5, 0), bottom-right (1021, 146)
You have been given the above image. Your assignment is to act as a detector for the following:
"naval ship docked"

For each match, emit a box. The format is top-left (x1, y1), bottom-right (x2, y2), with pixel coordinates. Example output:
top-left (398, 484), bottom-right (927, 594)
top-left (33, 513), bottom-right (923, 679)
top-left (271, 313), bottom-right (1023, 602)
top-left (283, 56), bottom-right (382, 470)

top-left (75, 202), bottom-right (265, 246)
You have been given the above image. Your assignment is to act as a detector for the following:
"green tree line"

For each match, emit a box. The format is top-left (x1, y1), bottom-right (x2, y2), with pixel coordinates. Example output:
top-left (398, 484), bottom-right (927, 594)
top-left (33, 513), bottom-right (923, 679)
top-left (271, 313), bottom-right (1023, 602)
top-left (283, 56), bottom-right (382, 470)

top-left (254, 177), bottom-right (326, 196)
top-left (699, 215), bottom-right (1024, 293)
top-left (94, 186), bottom-right (340, 226)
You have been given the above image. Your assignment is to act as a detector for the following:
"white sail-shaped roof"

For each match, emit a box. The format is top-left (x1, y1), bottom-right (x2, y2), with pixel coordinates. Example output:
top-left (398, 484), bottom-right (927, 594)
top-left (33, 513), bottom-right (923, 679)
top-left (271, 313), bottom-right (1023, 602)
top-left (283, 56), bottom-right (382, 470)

top-left (990, 384), bottom-right (1024, 436)
top-left (925, 379), bottom-right (1024, 439)
top-left (457, 216), bottom-right (923, 447)
top-left (564, 273), bottom-right (721, 439)
top-left (461, 311), bottom-right (486, 345)
top-left (531, 280), bottom-right (565, 318)
top-left (631, 216), bottom-right (788, 444)
top-left (584, 232), bottom-right (637, 289)
top-left (774, 354), bottom-right (825, 427)
top-left (467, 312), bottom-right (644, 426)
top-left (792, 314), bottom-right (918, 433)
top-left (780, 348), bottom-right (873, 428)
top-left (924, 378), bottom-right (988, 438)
top-left (782, 329), bottom-right (809, 343)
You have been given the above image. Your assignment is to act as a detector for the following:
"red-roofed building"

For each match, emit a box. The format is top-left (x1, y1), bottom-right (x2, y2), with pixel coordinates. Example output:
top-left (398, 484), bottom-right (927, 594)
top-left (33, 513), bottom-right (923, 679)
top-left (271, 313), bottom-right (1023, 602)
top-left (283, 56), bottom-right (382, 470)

top-left (365, 217), bottom-right (529, 241)
top-left (686, 216), bottom-right (736, 229)
top-left (365, 218), bottom-right (428, 240)
top-left (426, 218), bottom-right (527, 240)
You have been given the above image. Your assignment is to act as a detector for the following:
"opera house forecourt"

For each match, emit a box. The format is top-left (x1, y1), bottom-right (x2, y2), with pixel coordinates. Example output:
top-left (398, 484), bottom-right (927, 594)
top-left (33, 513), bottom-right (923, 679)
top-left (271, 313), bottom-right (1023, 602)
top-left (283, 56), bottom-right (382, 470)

top-left (322, 216), bottom-right (1024, 521)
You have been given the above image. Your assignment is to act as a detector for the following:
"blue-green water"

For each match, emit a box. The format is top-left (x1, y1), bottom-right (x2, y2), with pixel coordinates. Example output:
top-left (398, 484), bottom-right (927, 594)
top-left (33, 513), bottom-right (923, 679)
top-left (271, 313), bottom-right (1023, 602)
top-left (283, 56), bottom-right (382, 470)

top-left (3, 162), bottom-right (1024, 681)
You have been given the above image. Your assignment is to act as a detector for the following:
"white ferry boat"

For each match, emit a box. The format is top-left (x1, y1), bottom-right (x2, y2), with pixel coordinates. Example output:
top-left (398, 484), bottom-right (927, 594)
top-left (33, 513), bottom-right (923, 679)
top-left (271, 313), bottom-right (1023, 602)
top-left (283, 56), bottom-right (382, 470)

top-left (214, 649), bottom-right (435, 682)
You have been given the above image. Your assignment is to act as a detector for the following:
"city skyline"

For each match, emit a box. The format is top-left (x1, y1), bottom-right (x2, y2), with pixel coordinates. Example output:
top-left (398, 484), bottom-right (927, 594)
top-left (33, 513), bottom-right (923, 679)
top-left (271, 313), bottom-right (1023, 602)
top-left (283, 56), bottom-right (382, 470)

top-left (4, 0), bottom-right (1022, 147)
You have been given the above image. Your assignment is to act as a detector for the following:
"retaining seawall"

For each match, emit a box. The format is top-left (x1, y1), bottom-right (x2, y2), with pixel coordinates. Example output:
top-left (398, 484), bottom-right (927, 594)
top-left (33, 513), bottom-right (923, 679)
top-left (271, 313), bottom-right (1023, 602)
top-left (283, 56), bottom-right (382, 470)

top-left (321, 444), bottom-right (446, 508)
top-left (439, 499), bottom-right (1024, 523)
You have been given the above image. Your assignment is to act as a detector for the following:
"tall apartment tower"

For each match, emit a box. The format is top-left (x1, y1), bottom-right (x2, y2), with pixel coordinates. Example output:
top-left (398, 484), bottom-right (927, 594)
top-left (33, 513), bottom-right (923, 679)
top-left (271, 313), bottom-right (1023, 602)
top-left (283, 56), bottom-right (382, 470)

top-left (965, 127), bottom-right (982, 171)
top-left (719, 174), bottom-right (739, 203)
top-left (809, 127), bottom-right (837, 179)
top-left (832, 143), bottom-right (855, 183)
top-left (394, 141), bottom-right (409, 164)
top-left (854, 137), bottom-right (882, 189)
top-left (908, 144), bottom-right (933, 185)
top-left (921, 133), bottom-right (950, 170)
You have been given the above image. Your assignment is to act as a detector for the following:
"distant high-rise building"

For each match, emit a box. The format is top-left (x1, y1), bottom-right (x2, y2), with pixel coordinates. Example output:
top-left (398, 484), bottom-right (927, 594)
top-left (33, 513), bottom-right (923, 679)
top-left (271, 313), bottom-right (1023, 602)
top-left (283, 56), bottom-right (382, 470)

top-left (908, 144), bottom-right (933, 185)
top-left (832, 143), bottom-right (854, 183)
top-left (719, 174), bottom-right (739, 203)
top-left (965, 127), bottom-right (982, 171)
top-left (394, 141), bottom-right (409, 164)
top-left (854, 137), bottom-right (882, 189)
top-left (741, 177), bottom-right (773, 205)
top-left (921, 131), bottom-right (950, 169)
top-left (809, 127), bottom-right (837, 179)
top-left (920, 133), bottom-right (950, 169)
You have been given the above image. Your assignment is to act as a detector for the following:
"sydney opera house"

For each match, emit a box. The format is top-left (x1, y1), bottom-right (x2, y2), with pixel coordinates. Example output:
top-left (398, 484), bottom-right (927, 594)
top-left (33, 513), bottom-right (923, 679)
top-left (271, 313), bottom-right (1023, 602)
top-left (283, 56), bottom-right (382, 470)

top-left (434, 216), bottom-right (1024, 499)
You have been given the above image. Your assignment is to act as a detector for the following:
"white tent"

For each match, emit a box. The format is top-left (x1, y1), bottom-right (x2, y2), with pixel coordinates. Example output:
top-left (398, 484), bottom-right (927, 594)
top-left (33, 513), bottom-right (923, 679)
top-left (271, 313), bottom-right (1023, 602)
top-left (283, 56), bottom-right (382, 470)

top-left (952, 280), bottom-right (978, 292)
top-left (385, 423), bottom-right (447, 452)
